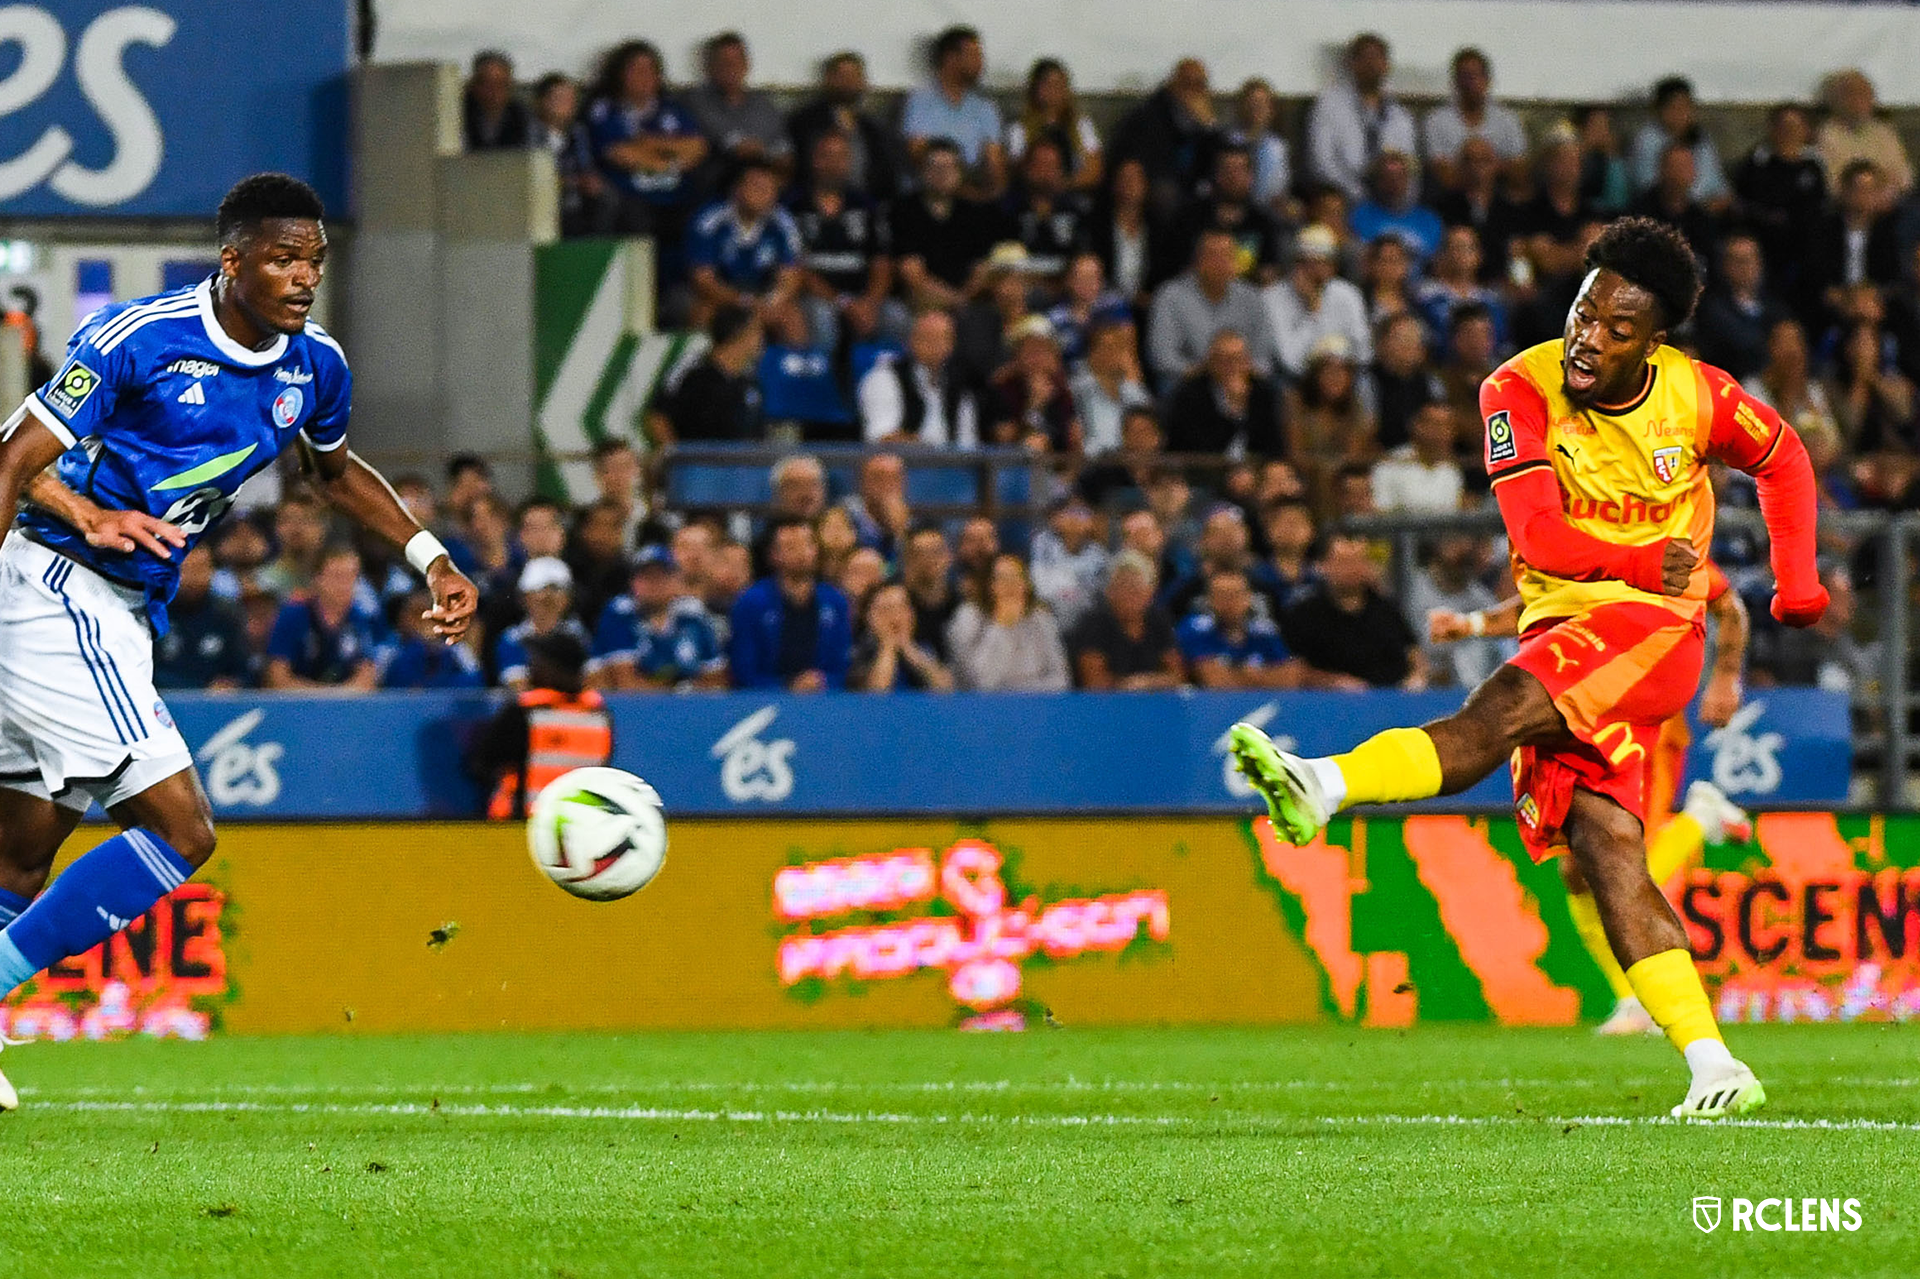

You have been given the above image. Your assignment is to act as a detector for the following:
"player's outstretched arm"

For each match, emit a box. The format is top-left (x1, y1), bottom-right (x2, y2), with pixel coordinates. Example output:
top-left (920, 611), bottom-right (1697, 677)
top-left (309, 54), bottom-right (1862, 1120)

top-left (1700, 365), bottom-right (1827, 627)
top-left (0, 405), bottom-right (85, 542)
top-left (304, 441), bottom-right (478, 643)
top-left (20, 468), bottom-right (187, 560)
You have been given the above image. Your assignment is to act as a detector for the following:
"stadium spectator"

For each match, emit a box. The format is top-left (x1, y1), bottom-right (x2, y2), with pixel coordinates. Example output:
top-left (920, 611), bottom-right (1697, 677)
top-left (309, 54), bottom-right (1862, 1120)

top-left (565, 498), bottom-right (632, 630)
top-left (1572, 105), bottom-right (1631, 213)
top-left (1177, 567), bottom-right (1299, 689)
top-left (728, 516), bottom-right (853, 691)
top-left (1415, 225), bottom-right (1507, 351)
top-left (1286, 336), bottom-right (1375, 510)
top-left (1370, 311), bottom-right (1444, 452)
top-left (789, 131), bottom-right (897, 349)
top-left (788, 51), bottom-right (903, 201)
top-left (256, 493), bottom-right (330, 599)
top-left (1030, 495), bottom-right (1109, 629)
top-left (1047, 254), bottom-right (1129, 370)
top-left (1750, 563), bottom-right (1871, 690)
top-left (953, 516), bottom-right (1001, 604)
top-left (900, 25), bottom-right (1005, 197)
top-left (1307, 33), bottom-right (1417, 205)
top-left (1078, 406), bottom-right (1167, 508)
top-left (585, 41), bottom-right (708, 243)
top-left (685, 32), bottom-right (792, 175)
top-left (1519, 129), bottom-right (1600, 286)
top-left (890, 140), bottom-right (1003, 312)
top-left (947, 553), bottom-right (1071, 691)
top-left (1827, 321), bottom-right (1916, 454)
top-left (1628, 76), bottom-right (1729, 209)
top-left (495, 557), bottom-right (591, 690)
top-left (1817, 69), bottom-right (1913, 196)
top-left (1004, 139), bottom-right (1090, 284)
top-left (1261, 500), bottom-right (1321, 610)
top-left (208, 515), bottom-right (271, 601)
top-left (1695, 232), bottom-right (1789, 382)
top-left (955, 244), bottom-right (1037, 386)
top-left (468, 631), bottom-right (612, 821)
top-left (1008, 58), bottom-right (1104, 194)
top-left (837, 545), bottom-right (886, 609)
top-left (839, 452), bottom-right (910, 559)
top-left (1744, 317), bottom-right (1840, 442)
top-left (851, 581), bottom-right (954, 692)
top-left (1631, 143), bottom-right (1719, 264)
top-left (1117, 507), bottom-right (1192, 596)
top-left (1147, 228), bottom-right (1274, 392)
top-left (1110, 59), bottom-right (1221, 217)
top-left (1431, 136), bottom-right (1526, 284)
top-left (1161, 504), bottom-right (1274, 623)
top-left (378, 586), bottom-right (486, 690)
top-left (1265, 224), bottom-right (1370, 381)
top-left (1422, 48), bottom-right (1527, 191)
top-left (1811, 160), bottom-right (1900, 321)
top-left (686, 161), bottom-right (803, 338)
top-left (705, 538), bottom-right (753, 618)
top-left (1732, 103), bottom-right (1827, 295)
top-left (153, 546), bottom-right (253, 690)
top-left (1179, 143), bottom-right (1285, 286)
top-left (815, 505), bottom-right (861, 586)
top-left (463, 51), bottom-right (529, 151)
top-left (1360, 234), bottom-right (1417, 331)
top-left (590, 545), bottom-right (726, 691)
top-left (1280, 533), bottom-right (1424, 689)
top-left (1408, 534), bottom-right (1510, 689)
top-left (647, 304), bottom-right (766, 444)
top-left (898, 523), bottom-right (958, 659)
top-left (670, 522), bottom-right (719, 602)
top-left (1071, 318), bottom-right (1152, 455)
top-left (529, 73), bottom-right (612, 238)
top-left (858, 309), bottom-right (979, 447)
top-left (1438, 302), bottom-right (1500, 437)
top-left (1350, 151), bottom-right (1442, 265)
top-left (765, 454), bottom-right (829, 541)
top-left (1088, 158), bottom-right (1175, 310)
top-left (516, 497), bottom-right (569, 564)
top-left (1371, 401), bottom-right (1465, 513)
top-left (462, 493), bottom-right (520, 633)
top-left (1067, 550), bottom-right (1183, 690)
top-left (988, 317), bottom-right (1080, 450)
top-left (1162, 329), bottom-right (1283, 457)
top-left (1147, 469), bottom-right (1201, 550)
top-left (264, 546), bottom-right (381, 691)
top-left (1229, 78), bottom-right (1294, 219)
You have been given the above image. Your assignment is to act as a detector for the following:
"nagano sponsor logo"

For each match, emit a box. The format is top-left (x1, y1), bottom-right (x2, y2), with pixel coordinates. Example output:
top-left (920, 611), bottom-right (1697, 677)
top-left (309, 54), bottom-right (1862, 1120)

top-left (1692, 1194), bottom-right (1863, 1234)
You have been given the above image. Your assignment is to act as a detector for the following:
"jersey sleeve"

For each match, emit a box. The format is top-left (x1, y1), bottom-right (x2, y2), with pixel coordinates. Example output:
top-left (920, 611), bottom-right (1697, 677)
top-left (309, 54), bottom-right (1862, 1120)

top-left (302, 326), bottom-right (351, 452)
top-left (1700, 362), bottom-right (1783, 470)
top-left (1698, 361), bottom-right (1825, 622)
top-left (26, 326), bottom-right (138, 448)
top-left (1478, 365), bottom-right (1551, 481)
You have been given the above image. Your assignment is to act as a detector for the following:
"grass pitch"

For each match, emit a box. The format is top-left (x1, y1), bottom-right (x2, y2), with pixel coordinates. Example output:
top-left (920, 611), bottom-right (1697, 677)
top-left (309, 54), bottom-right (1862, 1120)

top-left (0, 1025), bottom-right (1913, 1278)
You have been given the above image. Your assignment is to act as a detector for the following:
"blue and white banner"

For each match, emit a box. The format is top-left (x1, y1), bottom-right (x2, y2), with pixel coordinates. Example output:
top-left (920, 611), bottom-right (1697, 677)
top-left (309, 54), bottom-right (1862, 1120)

top-left (164, 688), bottom-right (1852, 820)
top-left (0, 1), bottom-right (349, 216)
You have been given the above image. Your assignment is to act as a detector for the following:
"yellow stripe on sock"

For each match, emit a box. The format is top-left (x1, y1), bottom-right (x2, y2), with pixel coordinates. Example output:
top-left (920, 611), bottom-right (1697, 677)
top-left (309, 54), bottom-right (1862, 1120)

top-left (1625, 947), bottom-right (1721, 1052)
top-left (1331, 728), bottom-right (1443, 809)
top-left (1566, 889), bottom-right (1634, 1000)
top-left (1646, 813), bottom-right (1704, 886)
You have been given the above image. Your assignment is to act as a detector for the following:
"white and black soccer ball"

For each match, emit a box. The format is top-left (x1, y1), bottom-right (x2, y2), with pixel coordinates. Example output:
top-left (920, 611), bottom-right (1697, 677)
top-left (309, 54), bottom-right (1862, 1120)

top-left (526, 767), bottom-right (667, 901)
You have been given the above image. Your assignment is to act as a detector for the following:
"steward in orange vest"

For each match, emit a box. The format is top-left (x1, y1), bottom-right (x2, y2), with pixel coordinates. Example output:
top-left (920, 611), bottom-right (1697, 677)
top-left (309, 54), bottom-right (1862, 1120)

top-left (466, 632), bottom-right (613, 819)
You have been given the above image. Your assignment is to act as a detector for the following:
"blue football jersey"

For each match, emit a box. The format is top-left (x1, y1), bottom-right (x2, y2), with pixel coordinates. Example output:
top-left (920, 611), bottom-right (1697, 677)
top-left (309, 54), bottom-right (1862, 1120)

top-left (21, 277), bottom-right (350, 631)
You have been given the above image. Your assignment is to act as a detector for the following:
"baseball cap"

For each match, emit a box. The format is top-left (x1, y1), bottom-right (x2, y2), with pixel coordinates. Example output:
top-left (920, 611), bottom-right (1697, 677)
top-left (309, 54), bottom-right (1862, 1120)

top-left (1294, 224), bottom-right (1340, 260)
top-left (518, 556), bottom-right (572, 593)
top-left (633, 544), bottom-right (678, 572)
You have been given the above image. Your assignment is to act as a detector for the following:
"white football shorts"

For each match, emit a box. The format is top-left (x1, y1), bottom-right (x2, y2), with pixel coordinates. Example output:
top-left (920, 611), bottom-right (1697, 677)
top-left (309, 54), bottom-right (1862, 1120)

top-left (0, 532), bottom-right (192, 812)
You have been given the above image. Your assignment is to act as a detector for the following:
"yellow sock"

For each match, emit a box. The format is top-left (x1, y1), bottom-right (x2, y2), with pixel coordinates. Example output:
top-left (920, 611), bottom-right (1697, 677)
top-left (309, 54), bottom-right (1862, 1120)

top-left (1331, 728), bottom-right (1443, 809)
top-left (1566, 889), bottom-right (1633, 1000)
top-left (1625, 948), bottom-right (1721, 1052)
top-left (1646, 814), bottom-right (1703, 886)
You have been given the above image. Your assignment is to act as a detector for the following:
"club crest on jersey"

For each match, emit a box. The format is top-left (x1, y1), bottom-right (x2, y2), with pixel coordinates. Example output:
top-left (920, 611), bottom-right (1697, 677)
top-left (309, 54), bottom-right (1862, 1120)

top-left (1652, 445), bottom-right (1685, 484)
top-left (271, 387), bottom-right (304, 429)
top-left (1486, 410), bottom-right (1516, 464)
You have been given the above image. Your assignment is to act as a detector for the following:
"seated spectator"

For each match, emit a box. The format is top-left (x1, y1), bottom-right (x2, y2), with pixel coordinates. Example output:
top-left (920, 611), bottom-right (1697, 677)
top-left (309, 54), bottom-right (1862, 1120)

top-left (1825, 321), bottom-right (1917, 454)
top-left (514, 497), bottom-right (569, 566)
top-left (1264, 224), bottom-right (1371, 381)
top-left (728, 517), bottom-right (853, 691)
top-left (1067, 550), bottom-right (1184, 690)
top-left (704, 538), bottom-right (753, 620)
top-left (208, 515), bottom-right (271, 602)
top-left (748, 453), bottom-right (830, 576)
top-left (1628, 76), bottom-right (1730, 210)
top-left (790, 131), bottom-right (897, 350)
top-left (1071, 318), bottom-right (1151, 455)
top-left (897, 523), bottom-right (957, 658)
top-left (529, 73), bottom-right (611, 238)
top-left (1004, 139), bottom-right (1090, 284)
top-left (1178, 567), bottom-right (1300, 689)
top-left (1163, 329), bottom-right (1283, 457)
top-left (841, 452), bottom-right (910, 559)
top-left (838, 545), bottom-right (887, 609)
top-left (1360, 234), bottom-right (1416, 331)
top-left (1088, 158), bottom-right (1176, 310)
top-left (1817, 69), bottom-right (1913, 197)
top-left (685, 32), bottom-right (792, 176)
top-left (264, 545), bottom-right (380, 690)
top-left (788, 51), bottom-right (903, 201)
top-left (1519, 128), bottom-right (1599, 287)
top-left (1178, 143), bottom-right (1285, 285)
top-left (1695, 232), bottom-right (1788, 382)
top-left (1030, 494), bottom-right (1109, 629)
top-left (1432, 136), bottom-right (1526, 285)
top-left (468, 632), bottom-right (612, 821)
top-left (852, 581), bottom-right (954, 692)
top-left (954, 515), bottom-right (1001, 604)
top-left (1415, 225), bottom-right (1507, 351)
top-left (378, 587), bottom-right (485, 690)
top-left (1047, 254), bottom-right (1130, 369)
top-left (900, 25), bottom-right (1005, 197)
top-left (1229, 78), bottom-right (1294, 219)
top-left (1371, 402), bottom-right (1465, 512)
top-left (495, 557), bottom-right (592, 690)
top-left (590, 546), bottom-right (726, 691)
top-left (955, 244), bottom-right (1035, 386)
top-left (1631, 143), bottom-right (1719, 264)
top-left (988, 317), bottom-right (1080, 450)
top-left (1147, 469), bottom-right (1201, 549)
top-left (1161, 504), bottom-right (1277, 623)
top-left (646, 304), bottom-right (766, 444)
top-left (1438, 302), bottom-right (1501, 438)
top-left (1307, 32), bottom-right (1417, 204)
top-left (589, 438), bottom-right (648, 547)
top-left (154, 546), bottom-right (252, 690)
top-left (1147, 227), bottom-right (1276, 392)
top-left (1078, 407), bottom-right (1168, 509)
top-left (1262, 500), bottom-right (1321, 610)
top-left (947, 553), bottom-right (1071, 691)
top-left (1117, 507), bottom-right (1194, 594)
top-left (816, 505), bottom-right (861, 585)
top-left (565, 497), bottom-right (631, 629)
top-left (858, 309), bottom-right (979, 447)
top-left (890, 140), bottom-right (1005, 312)
top-left (464, 51), bottom-right (529, 151)
top-left (1573, 105), bottom-right (1631, 213)
top-left (1110, 58), bottom-right (1222, 216)
top-left (1421, 47), bottom-right (1527, 191)
top-left (1811, 160), bottom-right (1900, 323)
top-left (1409, 535), bottom-right (1509, 689)
top-left (464, 492), bottom-right (520, 637)
top-left (1732, 104), bottom-right (1826, 299)
top-left (585, 41), bottom-right (708, 243)
top-left (256, 492), bottom-right (330, 599)
top-left (1280, 533), bottom-right (1424, 689)
top-left (1007, 58), bottom-right (1104, 195)
top-left (1350, 151), bottom-right (1442, 265)
top-left (686, 162), bottom-right (803, 338)
top-left (1285, 336), bottom-right (1376, 511)
top-left (1743, 317), bottom-right (1840, 444)
top-left (1370, 311), bottom-right (1444, 452)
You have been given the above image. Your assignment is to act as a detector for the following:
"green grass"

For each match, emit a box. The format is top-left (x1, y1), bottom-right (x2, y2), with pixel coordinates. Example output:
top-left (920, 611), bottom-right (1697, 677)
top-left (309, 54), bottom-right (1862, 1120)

top-left (0, 1025), bottom-right (1915, 1278)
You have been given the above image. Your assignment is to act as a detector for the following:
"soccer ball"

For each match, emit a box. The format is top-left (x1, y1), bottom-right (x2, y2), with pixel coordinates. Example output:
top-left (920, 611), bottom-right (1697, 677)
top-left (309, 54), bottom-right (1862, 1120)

top-left (526, 767), bottom-right (668, 901)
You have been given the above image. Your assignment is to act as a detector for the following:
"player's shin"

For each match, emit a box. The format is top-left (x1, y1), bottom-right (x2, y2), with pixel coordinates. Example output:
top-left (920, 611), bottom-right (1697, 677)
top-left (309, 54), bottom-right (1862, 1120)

top-left (0, 829), bottom-right (190, 995)
top-left (1323, 727), bottom-right (1444, 811)
top-left (1567, 889), bottom-right (1634, 1001)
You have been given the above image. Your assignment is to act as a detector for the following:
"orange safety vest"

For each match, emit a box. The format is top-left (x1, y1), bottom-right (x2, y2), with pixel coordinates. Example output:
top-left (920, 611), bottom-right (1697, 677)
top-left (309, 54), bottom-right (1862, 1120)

top-left (487, 688), bottom-right (614, 820)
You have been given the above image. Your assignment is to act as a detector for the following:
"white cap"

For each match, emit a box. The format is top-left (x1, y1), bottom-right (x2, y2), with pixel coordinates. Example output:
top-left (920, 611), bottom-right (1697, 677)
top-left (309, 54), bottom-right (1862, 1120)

top-left (518, 556), bottom-right (573, 593)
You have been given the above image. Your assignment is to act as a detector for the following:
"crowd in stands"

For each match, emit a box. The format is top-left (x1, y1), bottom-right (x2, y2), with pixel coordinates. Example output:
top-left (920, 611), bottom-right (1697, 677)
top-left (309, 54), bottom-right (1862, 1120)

top-left (160, 28), bottom-right (1919, 698)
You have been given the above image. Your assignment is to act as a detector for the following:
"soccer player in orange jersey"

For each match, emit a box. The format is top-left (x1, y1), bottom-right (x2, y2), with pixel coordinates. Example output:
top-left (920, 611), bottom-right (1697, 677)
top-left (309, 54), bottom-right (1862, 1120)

top-left (1229, 219), bottom-right (1826, 1119)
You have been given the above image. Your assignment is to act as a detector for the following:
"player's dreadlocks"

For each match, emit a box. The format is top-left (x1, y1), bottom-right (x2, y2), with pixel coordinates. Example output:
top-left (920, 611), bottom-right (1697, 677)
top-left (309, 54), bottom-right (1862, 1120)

top-left (1583, 217), bottom-right (1702, 331)
top-left (216, 173), bottom-right (326, 246)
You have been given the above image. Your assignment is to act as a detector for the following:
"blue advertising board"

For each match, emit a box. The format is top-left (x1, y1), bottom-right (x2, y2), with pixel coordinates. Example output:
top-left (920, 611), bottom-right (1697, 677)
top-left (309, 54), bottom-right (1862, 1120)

top-left (0, 2), bottom-right (349, 216)
top-left (162, 688), bottom-right (1852, 820)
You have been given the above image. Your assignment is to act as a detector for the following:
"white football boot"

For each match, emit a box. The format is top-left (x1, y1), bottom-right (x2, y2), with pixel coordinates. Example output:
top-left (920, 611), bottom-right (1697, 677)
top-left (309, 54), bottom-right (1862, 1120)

top-left (1595, 995), bottom-right (1659, 1036)
top-left (1682, 781), bottom-right (1752, 845)
top-left (1671, 1058), bottom-right (1767, 1119)
top-left (1228, 722), bottom-right (1332, 845)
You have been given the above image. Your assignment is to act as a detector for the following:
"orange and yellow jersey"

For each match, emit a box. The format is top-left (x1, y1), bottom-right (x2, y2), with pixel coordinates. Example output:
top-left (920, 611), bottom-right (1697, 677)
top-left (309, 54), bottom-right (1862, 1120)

top-left (1480, 340), bottom-right (1786, 634)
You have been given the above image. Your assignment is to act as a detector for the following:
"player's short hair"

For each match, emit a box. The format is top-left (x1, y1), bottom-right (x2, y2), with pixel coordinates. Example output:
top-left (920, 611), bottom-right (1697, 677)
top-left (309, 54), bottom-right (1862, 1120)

top-left (216, 173), bottom-right (324, 246)
top-left (1583, 217), bottom-right (1703, 330)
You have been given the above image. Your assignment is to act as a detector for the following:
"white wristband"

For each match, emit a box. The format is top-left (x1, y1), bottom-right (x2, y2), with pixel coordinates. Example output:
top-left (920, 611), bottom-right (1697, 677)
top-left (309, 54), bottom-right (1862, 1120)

top-left (1467, 611), bottom-right (1487, 637)
top-left (405, 530), bottom-right (449, 576)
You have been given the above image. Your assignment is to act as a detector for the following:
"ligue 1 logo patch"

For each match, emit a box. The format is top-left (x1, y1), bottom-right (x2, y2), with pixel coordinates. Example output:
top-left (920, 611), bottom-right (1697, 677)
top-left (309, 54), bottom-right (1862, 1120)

top-left (1652, 445), bottom-right (1685, 485)
top-left (1485, 410), bottom-right (1516, 464)
top-left (271, 386), bottom-right (304, 430)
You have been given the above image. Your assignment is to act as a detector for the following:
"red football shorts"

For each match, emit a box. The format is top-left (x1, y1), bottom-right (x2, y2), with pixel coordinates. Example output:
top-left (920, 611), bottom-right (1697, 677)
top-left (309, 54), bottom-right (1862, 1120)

top-left (1506, 601), bottom-right (1705, 861)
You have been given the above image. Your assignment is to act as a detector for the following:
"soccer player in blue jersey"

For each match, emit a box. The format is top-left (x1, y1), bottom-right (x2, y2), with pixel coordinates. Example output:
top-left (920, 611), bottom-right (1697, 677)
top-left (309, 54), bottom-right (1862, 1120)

top-left (0, 174), bottom-right (477, 1106)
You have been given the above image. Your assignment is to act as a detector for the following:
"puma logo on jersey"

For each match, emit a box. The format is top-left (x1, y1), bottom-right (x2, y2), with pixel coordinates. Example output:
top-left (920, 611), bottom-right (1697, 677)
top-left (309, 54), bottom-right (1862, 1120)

top-left (176, 382), bottom-right (206, 405)
top-left (1548, 643), bottom-right (1577, 674)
